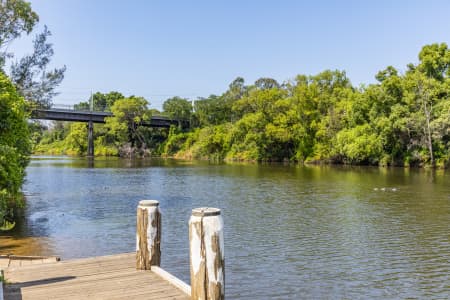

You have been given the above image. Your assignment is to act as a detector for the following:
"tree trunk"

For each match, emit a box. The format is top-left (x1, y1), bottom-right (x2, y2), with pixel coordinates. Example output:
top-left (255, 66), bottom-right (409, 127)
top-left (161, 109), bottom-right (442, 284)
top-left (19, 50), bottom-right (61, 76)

top-left (424, 104), bottom-right (434, 166)
top-left (418, 81), bottom-right (434, 167)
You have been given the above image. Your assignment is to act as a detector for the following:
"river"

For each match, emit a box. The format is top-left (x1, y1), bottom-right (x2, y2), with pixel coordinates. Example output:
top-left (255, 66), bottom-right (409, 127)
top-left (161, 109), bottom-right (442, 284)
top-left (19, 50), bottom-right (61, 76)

top-left (2, 156), bottom-right (450, 298)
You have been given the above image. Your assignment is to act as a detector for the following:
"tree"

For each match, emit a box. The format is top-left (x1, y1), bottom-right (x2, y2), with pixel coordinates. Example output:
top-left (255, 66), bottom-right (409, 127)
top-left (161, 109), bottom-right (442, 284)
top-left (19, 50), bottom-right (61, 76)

top-left (417, 43), bottom-right (450, 80)
top-left (74, 91), bottom-right (124, 111)
top-left (254, 77), bottom-right (280, 90)
top-left (415, 76), bottom-right (437, 166)
top-left (0, 1), bottom-right (64, 228)
top-left (0, 72), bottom-right (31, 228)
top-left (0, 0), bottom-right (39, 67)
top-left (333, 124), bottom-right (382, 164)
top-left (10, 26), bottom-right (66, 107)
top-left (162, 96), bottom-right (192, 121)
top-left (225, 77), bottom-right (246, 100)
top-left (105, 96), bottom-right (151, 149)
top-left (398, 43), bottom-right (450, 166)
top-left (0, 1), bottom-right (65, 108)
top-left (65, 123), bottom-right (87, 155)
top-left (193, 95), bottom-right (234, 126)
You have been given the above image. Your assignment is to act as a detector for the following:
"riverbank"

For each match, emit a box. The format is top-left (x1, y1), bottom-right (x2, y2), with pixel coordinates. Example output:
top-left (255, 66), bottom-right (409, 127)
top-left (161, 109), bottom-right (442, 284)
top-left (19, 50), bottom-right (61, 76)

top-left (0, 236), bottom-right (55, 257)
top-left (30, 150), bottom-right (448, 169)
top-left (33, 141), bottom-right (119, 157)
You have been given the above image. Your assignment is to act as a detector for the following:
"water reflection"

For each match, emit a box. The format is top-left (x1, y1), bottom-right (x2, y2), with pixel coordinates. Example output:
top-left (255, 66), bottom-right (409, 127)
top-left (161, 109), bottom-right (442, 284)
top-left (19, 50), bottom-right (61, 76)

top-left (2, 156), bottom-right (450, 298)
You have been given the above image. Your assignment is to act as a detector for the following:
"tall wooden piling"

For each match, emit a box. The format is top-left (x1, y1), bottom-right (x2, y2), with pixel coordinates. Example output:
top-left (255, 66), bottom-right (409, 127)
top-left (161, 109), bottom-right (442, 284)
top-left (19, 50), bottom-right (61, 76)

top-left (136, 200), bottom-right (161, 270)
top-left (189, 207), bottom-right (224, 300)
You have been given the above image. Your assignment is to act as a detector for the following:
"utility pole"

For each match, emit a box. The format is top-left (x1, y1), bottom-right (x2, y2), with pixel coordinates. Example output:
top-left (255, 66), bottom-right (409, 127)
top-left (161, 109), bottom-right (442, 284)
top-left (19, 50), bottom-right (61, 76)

top-left (87, 91), bottom-right (94, 157)
top-left (89, 91), bottom-right (93, 111)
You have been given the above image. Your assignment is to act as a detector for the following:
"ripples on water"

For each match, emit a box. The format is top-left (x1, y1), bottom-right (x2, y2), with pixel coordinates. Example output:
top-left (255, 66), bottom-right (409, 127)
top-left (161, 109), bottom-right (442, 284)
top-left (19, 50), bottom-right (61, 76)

top-left (3, 156), bottom-right (450, 298)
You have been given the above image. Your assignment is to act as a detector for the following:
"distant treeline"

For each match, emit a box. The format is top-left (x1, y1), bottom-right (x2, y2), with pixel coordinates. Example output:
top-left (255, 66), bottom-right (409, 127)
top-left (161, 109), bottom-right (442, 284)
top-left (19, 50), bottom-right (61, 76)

top-left (36, 43), bottom-right (450, 168)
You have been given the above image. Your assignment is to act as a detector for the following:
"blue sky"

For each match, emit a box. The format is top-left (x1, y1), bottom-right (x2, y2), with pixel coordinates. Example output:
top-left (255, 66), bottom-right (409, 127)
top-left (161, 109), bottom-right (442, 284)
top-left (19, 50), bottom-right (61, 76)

top-left (9, 0), bottom-right (450, 109)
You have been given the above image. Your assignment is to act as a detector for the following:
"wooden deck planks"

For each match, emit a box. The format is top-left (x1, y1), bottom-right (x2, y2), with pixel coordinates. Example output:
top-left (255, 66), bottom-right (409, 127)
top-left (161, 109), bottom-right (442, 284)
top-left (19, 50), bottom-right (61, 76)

top-left (3, 253), bottom-right (190, 300)
top-left (0, 256), bottom-right (59, 270)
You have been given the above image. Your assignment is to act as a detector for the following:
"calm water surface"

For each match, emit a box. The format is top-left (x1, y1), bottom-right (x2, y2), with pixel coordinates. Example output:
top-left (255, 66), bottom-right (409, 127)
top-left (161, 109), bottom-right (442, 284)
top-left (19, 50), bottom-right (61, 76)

top-left (2, 156), bottom-right (450, 299)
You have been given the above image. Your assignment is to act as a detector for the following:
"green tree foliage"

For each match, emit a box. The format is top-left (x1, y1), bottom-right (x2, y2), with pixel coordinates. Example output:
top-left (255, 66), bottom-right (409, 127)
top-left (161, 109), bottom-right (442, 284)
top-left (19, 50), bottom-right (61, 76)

top-left (74, 91), bottom-right (124, 111)
top-left (162, 97), bottom-right (192, 129)
top-left (65, 123), bottom-right (88, 155)
top-left (0, 0), bottom-right (65, 108)
top-left (193, 95), bottom-right (233, 126)
top-left (28, 120), bottom-right (47, 147)
top-left (192, 77), bottom-right (248, 127)
top-left (0, 0), bottom-right (66, 229)
top-left (254, 77), bottom-right (280, 90)
top-left (0, 0), bottom-right (46, 229)
top-left (226, 77), bottom-right (246, 100)
top-left (10, 26), bottom-right (66, 107)
top-left (105, 96), bottom-right (152, 154)
top-left (0, 72), bottom-right (31, 227)
top-left (0, 0), bottom-right (38, 66)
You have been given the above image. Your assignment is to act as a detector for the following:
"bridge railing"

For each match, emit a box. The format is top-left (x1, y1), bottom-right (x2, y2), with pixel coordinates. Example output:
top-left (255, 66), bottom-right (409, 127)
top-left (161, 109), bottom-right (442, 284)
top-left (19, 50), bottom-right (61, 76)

top-left (45, 103), bottom-right (110, 112)
top-left (35, 103), bottom-right (171, 117)
top-left (52, 103), bottom-right (94, 111)
top-left (33, 103), bottom-right (189, 123)
top-left (31, 103), bottom-right (103, 112)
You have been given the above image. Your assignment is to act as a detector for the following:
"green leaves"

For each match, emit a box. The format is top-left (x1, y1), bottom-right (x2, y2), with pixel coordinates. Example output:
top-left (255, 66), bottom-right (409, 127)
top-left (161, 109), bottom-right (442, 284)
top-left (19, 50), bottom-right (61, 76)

top-left (65, 123), bottom-right (88, 155)
top-left (0, 0), bottom-right (39, 66)
top-left (417, 43), bottom-right (450, 80)
top-left (333, 125), bottom-right (382, 164)
top-left (162, 97), bottom-right (192, 121)
top-left (0, 72), bottom-right (30, 228)
top-left (74, 92), bottom-right (124, 112)
top-left (105, 96), bottom-right (151, 151)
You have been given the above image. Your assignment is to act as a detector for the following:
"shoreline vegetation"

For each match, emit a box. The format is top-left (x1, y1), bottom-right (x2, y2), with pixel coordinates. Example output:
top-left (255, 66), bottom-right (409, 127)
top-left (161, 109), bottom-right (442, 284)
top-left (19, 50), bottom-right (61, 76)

top-left (1, 0), bottom-right (65, 229)
top-left (35, 43), bottom-right (450, 169)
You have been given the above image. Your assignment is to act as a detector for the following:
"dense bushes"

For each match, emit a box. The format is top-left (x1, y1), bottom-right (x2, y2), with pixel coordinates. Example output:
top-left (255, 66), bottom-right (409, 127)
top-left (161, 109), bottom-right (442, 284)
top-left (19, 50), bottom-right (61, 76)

top-left (0, 72), bottom-right (31, 225)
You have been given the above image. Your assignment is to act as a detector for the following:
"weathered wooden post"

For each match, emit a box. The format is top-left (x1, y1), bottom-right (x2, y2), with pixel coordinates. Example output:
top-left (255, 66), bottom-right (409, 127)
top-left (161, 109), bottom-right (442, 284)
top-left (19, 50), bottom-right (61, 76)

top-left (189, 207), bottom-right (224, 300)
top-left (136, 200), bottom-right (161, 270)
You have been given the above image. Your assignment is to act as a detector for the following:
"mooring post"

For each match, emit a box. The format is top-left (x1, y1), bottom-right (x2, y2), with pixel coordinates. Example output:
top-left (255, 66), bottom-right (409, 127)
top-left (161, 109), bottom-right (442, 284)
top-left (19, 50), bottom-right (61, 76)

top-left (189, 207), bottom-right (224, 300)
top-left (136, 200), bottom-right (161, 270)
top-left (87, 120), bottom-right (94, 157)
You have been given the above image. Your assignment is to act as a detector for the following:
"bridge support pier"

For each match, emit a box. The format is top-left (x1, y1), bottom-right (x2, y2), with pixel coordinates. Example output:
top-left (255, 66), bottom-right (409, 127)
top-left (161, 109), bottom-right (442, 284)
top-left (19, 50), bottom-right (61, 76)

top-left (87, 120), bottom-right (94, 157)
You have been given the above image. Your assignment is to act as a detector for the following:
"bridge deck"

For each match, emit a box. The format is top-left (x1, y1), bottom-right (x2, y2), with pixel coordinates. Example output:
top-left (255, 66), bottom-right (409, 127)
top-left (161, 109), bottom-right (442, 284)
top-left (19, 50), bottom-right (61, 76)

top-left (2, 253), bottom-right (190, 300)
top-left (31, 108), bottom-right (187, 128)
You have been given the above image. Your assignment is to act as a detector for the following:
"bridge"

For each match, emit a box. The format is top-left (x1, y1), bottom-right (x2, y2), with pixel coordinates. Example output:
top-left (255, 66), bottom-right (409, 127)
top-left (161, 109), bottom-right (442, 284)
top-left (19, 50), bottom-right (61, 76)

top-left (30, 104), bottom-right (188, 156)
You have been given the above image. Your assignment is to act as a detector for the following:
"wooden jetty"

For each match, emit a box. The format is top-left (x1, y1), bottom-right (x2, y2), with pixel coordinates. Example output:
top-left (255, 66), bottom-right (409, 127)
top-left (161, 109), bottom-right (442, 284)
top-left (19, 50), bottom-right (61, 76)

top-left (2, 253), bottom-right (189, 300)
top-left (0, 255), bottom-right (60, 269)
top-left (1, 201), bottom-right (225, 300)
